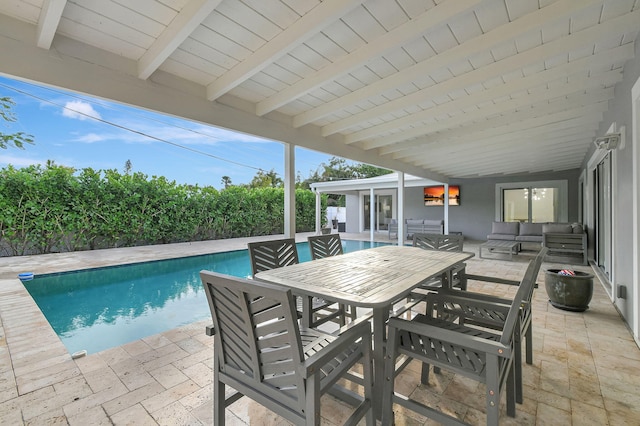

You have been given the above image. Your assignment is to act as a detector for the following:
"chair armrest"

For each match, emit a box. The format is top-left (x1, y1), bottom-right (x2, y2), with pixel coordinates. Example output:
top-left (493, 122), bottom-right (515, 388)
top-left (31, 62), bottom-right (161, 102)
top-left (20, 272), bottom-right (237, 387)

top-left (425, 292), bottom-right (511, 330)
top-left (464, 273), bottom-right (520, 286)
top-left (426, 292), bottom-right (511, 314)
top-left (388, 316), bottom-right (511, 357)
top-left (301, 317), bottom-right (371, 376)
top-left (437, 287), bottom-right (513, 306)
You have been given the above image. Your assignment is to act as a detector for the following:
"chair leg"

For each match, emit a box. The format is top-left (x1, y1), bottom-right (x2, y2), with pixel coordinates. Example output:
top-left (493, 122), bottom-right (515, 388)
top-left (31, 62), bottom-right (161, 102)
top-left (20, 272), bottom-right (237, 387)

top-left (514, 330), bottom-right (523, 404)
top-left (382, 327), bottom-right (399, 425)
top-left (361, 333), bottom-right (374, 426)
top-left (506, 361), bottom-right (516, 418)
top-left (421, 362), bottom-right (432, 384)
top-left (458, 268), bottom-right (467, 291)
top-left (305, 374), bottom-right (321, 426)
top-left (213, 363), bottom-right (225, 425)
top-left (525, 323), bottom-right (533, 365)
top-left (485, 356), bottom-right (500, 426)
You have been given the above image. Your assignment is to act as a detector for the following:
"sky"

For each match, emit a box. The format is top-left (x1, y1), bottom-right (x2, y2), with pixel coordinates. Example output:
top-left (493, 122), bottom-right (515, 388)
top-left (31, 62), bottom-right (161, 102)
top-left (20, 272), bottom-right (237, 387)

top-left (0, 75), bottom-right (338, 189)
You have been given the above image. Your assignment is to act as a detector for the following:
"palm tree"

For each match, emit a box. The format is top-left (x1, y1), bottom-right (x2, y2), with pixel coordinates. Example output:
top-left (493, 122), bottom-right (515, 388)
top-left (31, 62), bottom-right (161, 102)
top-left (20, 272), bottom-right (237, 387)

top-left (221, 176), bottom-right (232, 189)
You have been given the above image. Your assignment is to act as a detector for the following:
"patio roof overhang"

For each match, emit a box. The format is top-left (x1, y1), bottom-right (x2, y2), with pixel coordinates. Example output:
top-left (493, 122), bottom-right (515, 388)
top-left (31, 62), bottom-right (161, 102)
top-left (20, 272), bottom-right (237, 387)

top-left (310, 172), bottom-right (440, 194)
top-left (0, 0), bottom-right (637, 181)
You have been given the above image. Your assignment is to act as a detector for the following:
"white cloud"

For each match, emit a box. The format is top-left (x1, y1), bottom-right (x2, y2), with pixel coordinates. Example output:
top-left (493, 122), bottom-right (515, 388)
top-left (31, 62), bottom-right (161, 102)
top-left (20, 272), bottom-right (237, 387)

top-left (62, 101), bottom-right (102, 121)
top-left (0, 155), bottom-right (46, 167)
top-left (74, 133), bottom-right (107, 143)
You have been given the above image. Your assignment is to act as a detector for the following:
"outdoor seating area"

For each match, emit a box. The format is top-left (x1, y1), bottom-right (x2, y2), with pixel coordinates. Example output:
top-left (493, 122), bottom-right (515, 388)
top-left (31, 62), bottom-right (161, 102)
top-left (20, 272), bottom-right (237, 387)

top-left (0, 234), bottom-right (638, 425)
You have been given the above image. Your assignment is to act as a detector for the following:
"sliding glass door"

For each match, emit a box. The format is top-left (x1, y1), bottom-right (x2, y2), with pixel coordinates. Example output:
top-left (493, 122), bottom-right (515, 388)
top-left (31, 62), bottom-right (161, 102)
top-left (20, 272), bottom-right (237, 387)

top-left (594, 153), bottom-right (612, 280)
top-left (363, 194), bottom-right (393, 231)
top-left (502, 187), bottom-right (557, 222)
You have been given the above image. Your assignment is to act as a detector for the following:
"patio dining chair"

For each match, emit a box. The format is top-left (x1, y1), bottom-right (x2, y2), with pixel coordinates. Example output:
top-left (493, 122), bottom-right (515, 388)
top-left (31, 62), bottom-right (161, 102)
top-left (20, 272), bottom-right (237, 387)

top-left (428, 247), bottom-right (548, 404)
top-left (248, 238), bottom-right (348, 328)
top-left (411, 232), bottom-right (467, 291)
top-left (307, 234), bottom-right (357, 322)
top-left (200, 271), bottom-right (374, 426)
top-left (381, 260), bottom-right (534, 425)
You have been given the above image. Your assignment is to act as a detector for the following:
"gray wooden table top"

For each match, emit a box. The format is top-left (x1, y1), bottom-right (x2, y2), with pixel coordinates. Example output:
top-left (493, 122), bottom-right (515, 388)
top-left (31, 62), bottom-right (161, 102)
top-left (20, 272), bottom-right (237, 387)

top-left (255, 245), bottom-right (474, 308)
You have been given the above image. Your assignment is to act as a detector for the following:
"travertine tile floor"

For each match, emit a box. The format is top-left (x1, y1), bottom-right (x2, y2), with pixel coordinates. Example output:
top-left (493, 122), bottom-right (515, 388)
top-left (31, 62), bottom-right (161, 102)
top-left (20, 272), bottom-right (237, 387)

top-left (0, 234), bottom-right (638, 425)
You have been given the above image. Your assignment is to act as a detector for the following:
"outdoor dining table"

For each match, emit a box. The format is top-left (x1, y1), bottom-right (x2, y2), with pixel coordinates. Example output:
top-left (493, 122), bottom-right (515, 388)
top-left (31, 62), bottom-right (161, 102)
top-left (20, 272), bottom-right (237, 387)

top-left (255, 244), bottom-right (475, 419)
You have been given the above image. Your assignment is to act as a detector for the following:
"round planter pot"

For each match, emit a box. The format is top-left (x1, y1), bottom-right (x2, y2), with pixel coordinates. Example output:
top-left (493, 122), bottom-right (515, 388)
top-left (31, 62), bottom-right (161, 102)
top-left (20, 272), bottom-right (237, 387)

top-left (544, 269), bottom-right (594, 312)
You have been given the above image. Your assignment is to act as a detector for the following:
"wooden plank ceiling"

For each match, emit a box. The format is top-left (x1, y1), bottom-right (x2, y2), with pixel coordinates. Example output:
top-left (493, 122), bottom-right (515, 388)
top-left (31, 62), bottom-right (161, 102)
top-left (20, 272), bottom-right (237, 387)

top-left (0, 0), bottom-right (637, 180)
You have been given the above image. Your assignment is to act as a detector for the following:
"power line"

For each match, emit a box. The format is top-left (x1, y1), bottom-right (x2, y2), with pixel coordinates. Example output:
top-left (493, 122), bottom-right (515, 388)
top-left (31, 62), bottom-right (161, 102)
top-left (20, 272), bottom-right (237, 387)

top-left (0, 81), bottom-right (267, 173)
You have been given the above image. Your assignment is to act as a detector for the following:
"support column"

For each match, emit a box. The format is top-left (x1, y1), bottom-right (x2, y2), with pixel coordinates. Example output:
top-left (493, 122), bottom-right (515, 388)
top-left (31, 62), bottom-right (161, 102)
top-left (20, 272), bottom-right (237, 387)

top-left (284, 144), bottom-right (295, 238)
top-left (444, 183), bottom-right (450, 234)
top-left (370, 187), bottom-right (375, 242)
top-left (315, 190), bottom-right (321, 235)
top-left (397, 172), bottom-right (404, 246)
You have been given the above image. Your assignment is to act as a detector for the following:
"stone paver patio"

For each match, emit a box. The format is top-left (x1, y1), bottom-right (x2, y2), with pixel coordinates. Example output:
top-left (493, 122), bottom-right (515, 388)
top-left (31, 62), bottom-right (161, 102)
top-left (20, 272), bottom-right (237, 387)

top-left (0, 233), bottom-right (638, 425)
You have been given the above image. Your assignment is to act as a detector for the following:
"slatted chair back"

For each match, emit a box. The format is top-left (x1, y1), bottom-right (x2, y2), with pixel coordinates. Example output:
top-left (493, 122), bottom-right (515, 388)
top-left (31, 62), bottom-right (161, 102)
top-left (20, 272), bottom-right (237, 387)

top-left (201, 271), bottom-right (307, 415)
top-left (308, 234), bottom-right (344, 260)
top-left (413, 233), bottom-right (463, 252)
top-left (248, 238), bottom-right (347, 327)
top-left (412, 233), bottom-right (466, 290)
top-left (201, 270), bottom-right (374, 425)
top-left (248, 238), bottom-right (299, 276)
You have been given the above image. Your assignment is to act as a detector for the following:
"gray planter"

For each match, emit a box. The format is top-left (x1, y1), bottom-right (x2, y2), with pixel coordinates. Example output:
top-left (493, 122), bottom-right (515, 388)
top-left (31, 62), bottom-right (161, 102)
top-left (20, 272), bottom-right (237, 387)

top-left (544, 269), bottom-right (594, 312)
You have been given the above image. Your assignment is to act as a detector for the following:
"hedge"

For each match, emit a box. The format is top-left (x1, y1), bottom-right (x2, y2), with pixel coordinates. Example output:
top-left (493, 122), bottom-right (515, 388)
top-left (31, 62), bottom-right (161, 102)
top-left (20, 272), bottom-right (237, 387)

top-left (0, 164), bottom-right (327, 256)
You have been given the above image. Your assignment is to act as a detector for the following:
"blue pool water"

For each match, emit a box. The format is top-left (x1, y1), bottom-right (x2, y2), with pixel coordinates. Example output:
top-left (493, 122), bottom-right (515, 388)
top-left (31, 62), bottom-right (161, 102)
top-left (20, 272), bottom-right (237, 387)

top-left (24, 240), bottom-right (387, 355)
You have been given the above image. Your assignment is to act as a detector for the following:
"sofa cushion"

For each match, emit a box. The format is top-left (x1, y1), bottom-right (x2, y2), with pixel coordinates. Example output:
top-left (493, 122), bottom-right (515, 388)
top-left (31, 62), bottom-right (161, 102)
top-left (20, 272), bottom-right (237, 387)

top-left (572, 223), bottom-right (584, 234)
top-left (487, 233), bottom-right (516, 241)
top-left (406, 219), bottom-right (423, 225)
top-left (423, 219), bottom-right (444, 226)
top-left (543, 223), bottom-right (573, 234)
top-left (491, 221), bottom-right (519, 235)
top-left (515, 235), bottom-right (543, 242)
top-left (519, 222), bottom-right (543, 236)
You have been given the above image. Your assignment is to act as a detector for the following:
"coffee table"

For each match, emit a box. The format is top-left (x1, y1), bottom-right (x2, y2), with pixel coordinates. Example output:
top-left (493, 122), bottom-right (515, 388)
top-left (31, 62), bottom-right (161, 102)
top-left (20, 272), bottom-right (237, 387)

top-left (480, 240), bottom-right (521, 260)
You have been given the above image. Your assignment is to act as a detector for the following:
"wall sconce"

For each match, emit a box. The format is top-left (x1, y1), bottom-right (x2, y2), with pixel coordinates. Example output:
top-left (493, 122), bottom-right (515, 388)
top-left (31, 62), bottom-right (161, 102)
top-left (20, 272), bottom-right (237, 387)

top-left (593, 133), bottom-right (621, 150)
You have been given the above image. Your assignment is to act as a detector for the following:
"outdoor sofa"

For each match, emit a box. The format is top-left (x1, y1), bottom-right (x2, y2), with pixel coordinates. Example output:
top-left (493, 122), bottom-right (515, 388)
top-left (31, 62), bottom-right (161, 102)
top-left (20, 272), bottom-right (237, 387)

top-left (487, 221), bottom-right (587, 264)
top-left (388, 219), bottom-right (444, 239)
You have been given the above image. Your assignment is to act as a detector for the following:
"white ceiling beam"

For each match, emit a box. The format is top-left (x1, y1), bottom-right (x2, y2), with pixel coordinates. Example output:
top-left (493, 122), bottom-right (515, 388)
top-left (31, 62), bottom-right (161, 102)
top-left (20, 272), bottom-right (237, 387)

top-left (36, 0), bottom-right (66, 49)
top-left (320, 8), bottom-right (640, 137)
top-left (206, 0), bottom-right (362, 101)
top-left (384, 88), bottom-right (615, 158)
top-left (407, 117), bottom-right (602, 166)
top-left (393, 121), bottom-right (601, 161)
top-left (255, 0), bottom-right (481, 116)
top-left (410, 123), bottom-right (601, 167)
top-left (378, 102), bottom-right (605, 159)
top-left (347, 44), bottom-right (632, 145)
top-left (362, 69), bottom-right (620, 150)
top-left (138, 0), bottom-right (221, 80)
top-left (293, 0), bottom-right (604, 128)
top-left (407, 107), bottom-right (606, 163)
top-left (416, 133), bottom-right (595, 168)
top-left (441, 146), bottom-right (590, 176)
top-left (418, 142), bottom-right (592, 176)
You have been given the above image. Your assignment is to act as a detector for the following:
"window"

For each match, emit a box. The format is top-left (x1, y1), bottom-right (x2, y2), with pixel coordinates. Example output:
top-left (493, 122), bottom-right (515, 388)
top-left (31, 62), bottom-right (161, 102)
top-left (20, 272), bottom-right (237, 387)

top-left (503, 187), bottom-right (557, 222)
top-left (496, 180), bottom-right (568, 223)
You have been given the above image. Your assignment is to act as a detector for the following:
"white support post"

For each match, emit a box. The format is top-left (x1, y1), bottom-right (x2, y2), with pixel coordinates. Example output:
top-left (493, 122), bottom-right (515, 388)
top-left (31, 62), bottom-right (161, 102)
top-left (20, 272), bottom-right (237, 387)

top-left (397, 172), bottom-right (404, 246)
top-left (315, 190), bottom-right (321, 235)
top-left (444, 183), bottom-right (450, 234)
top-left (284, 144), bottom-right (295, 238)
top-left (370, 187), bottom-right (375, 242)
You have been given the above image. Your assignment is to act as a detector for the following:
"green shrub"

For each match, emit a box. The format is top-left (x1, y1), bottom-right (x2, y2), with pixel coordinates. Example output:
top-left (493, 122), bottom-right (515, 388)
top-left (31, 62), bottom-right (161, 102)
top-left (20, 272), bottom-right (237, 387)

top-left (0, 164), bottom-right (325, 256)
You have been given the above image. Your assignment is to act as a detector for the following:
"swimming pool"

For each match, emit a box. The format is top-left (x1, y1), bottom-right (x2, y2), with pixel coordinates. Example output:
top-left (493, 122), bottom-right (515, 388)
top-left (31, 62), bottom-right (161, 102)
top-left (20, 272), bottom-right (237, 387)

top-left (24, 240), bottom-right (387, 355)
